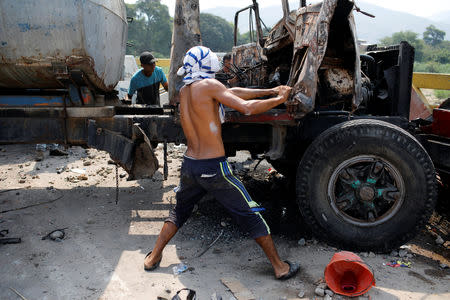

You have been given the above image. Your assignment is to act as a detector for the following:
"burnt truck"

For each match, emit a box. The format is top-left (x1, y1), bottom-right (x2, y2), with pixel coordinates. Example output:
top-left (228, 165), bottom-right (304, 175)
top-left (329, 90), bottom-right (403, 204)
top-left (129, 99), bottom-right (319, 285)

top-left (1, 0), bottom-right (449, 252)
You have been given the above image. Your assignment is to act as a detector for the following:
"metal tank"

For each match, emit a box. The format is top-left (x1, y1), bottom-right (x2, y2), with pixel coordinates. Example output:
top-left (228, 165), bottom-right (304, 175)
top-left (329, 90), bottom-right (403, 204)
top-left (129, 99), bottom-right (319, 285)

top-left (0, 0), bottom-right (127, 92)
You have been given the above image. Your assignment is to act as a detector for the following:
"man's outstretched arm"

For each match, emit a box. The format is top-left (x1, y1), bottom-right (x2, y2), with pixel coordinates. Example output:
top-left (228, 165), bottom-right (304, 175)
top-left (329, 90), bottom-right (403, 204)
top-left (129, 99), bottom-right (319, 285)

top-left (212, 81), bottom-right (291, 116)
top-left (228, 87), bottom-right (278, 100)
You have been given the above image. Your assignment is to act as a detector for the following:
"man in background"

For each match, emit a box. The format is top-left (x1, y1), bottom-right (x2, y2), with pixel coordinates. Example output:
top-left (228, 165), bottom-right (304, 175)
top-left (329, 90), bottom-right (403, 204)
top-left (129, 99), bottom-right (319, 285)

top-left (126, 52), bottom-right (168, 106)
top-left (216, 53), bottom-right (239, 88)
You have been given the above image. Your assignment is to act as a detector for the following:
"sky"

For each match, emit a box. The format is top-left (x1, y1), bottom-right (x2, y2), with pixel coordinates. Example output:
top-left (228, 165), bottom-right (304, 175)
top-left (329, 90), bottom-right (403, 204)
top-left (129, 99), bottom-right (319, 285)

top-left (124, 0), bottom-right (450, 19)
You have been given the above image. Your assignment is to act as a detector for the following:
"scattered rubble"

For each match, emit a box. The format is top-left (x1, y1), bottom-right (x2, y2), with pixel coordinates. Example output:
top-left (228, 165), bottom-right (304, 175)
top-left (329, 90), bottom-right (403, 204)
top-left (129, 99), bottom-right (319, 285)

top-left (399, 249), bottom-right (408, 258)
top-left (298, 238), bottom-right (306, 246)
top-left (390, 250), bottom-right (399, 257)
top-left (314, 287), bottom-right (325, 297)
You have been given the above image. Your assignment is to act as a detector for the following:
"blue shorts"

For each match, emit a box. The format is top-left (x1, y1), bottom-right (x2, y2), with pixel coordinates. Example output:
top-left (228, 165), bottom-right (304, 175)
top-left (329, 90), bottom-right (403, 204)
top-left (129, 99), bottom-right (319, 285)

top-left (166, 156), bottom-right (271, 239)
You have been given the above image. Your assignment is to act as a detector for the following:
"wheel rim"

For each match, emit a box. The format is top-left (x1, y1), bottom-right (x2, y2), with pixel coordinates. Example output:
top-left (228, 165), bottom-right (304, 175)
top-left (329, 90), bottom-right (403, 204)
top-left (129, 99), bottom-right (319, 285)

top-left (327, 155), bottom-right (405, 227)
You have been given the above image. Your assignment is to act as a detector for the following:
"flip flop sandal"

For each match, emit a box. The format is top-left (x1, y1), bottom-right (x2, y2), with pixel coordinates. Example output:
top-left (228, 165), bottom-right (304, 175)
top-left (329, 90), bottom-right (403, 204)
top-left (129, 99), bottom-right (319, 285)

top-left (171, 288), bottom-right (196, 300)
top-left (277, 260), bottom-right (300, 280)
top-left (144, 251), bottom-right (162, 271)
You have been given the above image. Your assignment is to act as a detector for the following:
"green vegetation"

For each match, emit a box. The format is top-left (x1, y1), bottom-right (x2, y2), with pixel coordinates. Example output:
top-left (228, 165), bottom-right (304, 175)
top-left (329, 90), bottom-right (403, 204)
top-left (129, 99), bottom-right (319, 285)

top-left (200, 13), bottom-right (234, 52)
top-left (435, 90), bottom-right (450, 99)
top-left (126, 0), bottom-right (172, 57)
top-left (125, 0), bottom-right (249, 57)
top-left (380, 25), bottom-right (449, 99)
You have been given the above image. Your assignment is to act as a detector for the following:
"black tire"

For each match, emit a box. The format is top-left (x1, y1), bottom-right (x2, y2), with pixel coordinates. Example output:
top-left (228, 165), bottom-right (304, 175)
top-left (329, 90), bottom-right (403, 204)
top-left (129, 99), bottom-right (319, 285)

top-left (296, 119), bottom-right (437, 252)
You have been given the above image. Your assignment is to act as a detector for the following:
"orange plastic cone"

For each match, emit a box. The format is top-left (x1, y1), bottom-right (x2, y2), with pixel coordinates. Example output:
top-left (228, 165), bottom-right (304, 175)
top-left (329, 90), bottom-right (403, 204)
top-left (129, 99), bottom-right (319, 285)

top-left (324, 251), bottom-right (375, 297)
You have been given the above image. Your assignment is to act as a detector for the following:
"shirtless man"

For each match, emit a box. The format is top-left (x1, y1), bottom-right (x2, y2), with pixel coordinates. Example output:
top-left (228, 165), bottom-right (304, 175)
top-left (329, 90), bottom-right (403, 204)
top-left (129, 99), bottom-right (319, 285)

top-left (144, 46), bottom-right (300, 280)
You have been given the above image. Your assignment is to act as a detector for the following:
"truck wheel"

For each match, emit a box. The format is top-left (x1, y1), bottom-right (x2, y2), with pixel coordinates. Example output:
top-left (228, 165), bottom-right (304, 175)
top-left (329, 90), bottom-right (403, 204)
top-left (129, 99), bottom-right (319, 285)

top-left (296, 119), bottom-right (437, 252)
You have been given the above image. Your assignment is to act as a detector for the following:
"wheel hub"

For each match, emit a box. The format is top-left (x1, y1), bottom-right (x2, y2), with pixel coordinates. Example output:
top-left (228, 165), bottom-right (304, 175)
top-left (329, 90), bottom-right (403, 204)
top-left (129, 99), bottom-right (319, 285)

top-left (359, 185), bottom-right (375, 202)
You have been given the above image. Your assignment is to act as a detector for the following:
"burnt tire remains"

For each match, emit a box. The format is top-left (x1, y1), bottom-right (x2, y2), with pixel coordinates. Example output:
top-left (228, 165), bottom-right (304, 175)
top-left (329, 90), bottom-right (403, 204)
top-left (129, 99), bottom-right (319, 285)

top-left (296, 119), bottom-right (437, 252)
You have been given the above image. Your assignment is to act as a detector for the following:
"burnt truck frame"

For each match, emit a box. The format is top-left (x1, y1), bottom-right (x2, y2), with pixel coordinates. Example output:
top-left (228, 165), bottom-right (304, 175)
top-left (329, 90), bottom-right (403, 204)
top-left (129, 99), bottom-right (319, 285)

top-left (0, 0), bottom-right (448, 252)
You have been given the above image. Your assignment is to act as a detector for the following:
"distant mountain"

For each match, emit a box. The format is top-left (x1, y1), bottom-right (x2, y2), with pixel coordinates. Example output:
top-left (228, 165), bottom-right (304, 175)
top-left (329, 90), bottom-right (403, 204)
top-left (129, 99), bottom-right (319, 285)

top-left (354, 2), bottom-right (450, 43)
top-left (203, 1), bottom-right (450, 43)
top-left (429, 10), bottom-right (450, 24)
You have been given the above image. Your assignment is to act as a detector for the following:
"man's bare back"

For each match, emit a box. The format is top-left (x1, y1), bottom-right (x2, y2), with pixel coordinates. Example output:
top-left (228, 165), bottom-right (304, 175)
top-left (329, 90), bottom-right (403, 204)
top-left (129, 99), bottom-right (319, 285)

top-left (180, 78), bottom-right (291, 159)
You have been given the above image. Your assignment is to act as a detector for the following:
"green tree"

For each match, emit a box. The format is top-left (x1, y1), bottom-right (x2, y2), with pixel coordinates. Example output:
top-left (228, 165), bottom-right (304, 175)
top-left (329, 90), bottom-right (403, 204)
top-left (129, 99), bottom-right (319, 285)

top-left (380, 31), bottom-right (425, 62)
top-left (126, 0), bottom-right (172, 57)
top-left (423, 41), bottom-right (450, 64)
top-left (423, 25), bottom-right (446, 47)
top-left (200, 13), bottom-right (234, 52)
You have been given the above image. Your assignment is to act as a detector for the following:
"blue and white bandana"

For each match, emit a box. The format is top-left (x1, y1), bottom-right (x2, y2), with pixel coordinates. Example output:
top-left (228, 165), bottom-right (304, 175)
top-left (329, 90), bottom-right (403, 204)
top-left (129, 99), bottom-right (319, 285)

top-left (177, 46), bottom-right (225, 123)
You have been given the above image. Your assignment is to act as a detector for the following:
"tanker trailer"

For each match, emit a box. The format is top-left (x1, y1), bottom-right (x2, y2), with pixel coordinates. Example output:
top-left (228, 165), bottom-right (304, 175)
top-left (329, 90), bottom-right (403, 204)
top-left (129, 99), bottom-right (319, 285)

top-left (0, 0), bottom-right (127, 95)
top-left (0, 0), bottom-right (164, 179)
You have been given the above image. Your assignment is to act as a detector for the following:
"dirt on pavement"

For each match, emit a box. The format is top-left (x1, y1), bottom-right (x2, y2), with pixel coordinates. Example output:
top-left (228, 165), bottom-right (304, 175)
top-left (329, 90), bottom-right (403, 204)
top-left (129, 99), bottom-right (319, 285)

top-left (0, 144), bottom-right (449, 300)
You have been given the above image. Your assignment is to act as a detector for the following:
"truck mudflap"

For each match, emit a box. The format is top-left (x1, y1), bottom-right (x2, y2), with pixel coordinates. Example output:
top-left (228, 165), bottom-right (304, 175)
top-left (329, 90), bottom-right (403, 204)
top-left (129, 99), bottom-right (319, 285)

top-left (87, 120), bottom-right (159, 180)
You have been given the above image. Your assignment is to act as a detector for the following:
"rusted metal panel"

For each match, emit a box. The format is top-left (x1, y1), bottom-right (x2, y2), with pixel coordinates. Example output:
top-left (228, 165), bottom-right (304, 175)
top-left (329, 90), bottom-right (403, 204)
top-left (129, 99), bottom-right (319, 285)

top-left (410, 87), bottom-right (432, 120)
top-left (232, 43), bottom-right (267, 87)
top-left (0, 0), bottom-right (127, 92)
top-left (289, 0), bottom-right (361, 117)
top-left (225, 110), bottom-right (294, 125)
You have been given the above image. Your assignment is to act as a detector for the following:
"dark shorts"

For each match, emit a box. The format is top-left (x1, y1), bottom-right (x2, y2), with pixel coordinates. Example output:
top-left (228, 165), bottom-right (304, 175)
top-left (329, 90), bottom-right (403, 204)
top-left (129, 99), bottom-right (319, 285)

top-left (166, 155), bottom-right (271, 239)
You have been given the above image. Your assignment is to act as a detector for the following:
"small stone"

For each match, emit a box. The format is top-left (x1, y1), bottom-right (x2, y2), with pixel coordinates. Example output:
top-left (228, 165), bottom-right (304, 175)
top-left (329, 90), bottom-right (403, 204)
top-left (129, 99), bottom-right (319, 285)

top-left (361, 252), bottom-right (369, 258)
top-left (369, 252), bottom-right (376, 258)
top-left (165, 289), bottom-right (171, 294)
top-left (49, 230), bottom-right (64, 240)
top-left (435, 235), bottom-right (444, 245)
top-left (324, 295), bottom-right (332, 300)
top-left (390, 250), bottom-right (399, 257)
top-left (119, 173), bottom-right (127, 178)
top-left (406, 254), bottom-right (413, 258)
top-left (88, 154), bottom-right (96, 159)
top-left (399, 249), bottom-right (408, 258)
top-left (220, 221), bottom-right (227, 227)
top-left (325, 289), bottom-right (334, 296)
top-left (298, 238), bottom-right (306, 246)
top-left (212, 248), bottom-right (222, 254)
top-left (108, 159), bottom-right (115, 165)
top-left (317, 283), bottom-right (327, 290)
top-left (439, 263), bottom-right (449, 269)
top-left (78, 175), bottom-right (88, 181)
top-left (18, 179), bottom-right (26, 184)
top-left (297, 290), bottom-right (305, 298)
top-left (83, 161), bottom-right (91, 166)
top-left (315, 287), bottom-right (325, 297)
